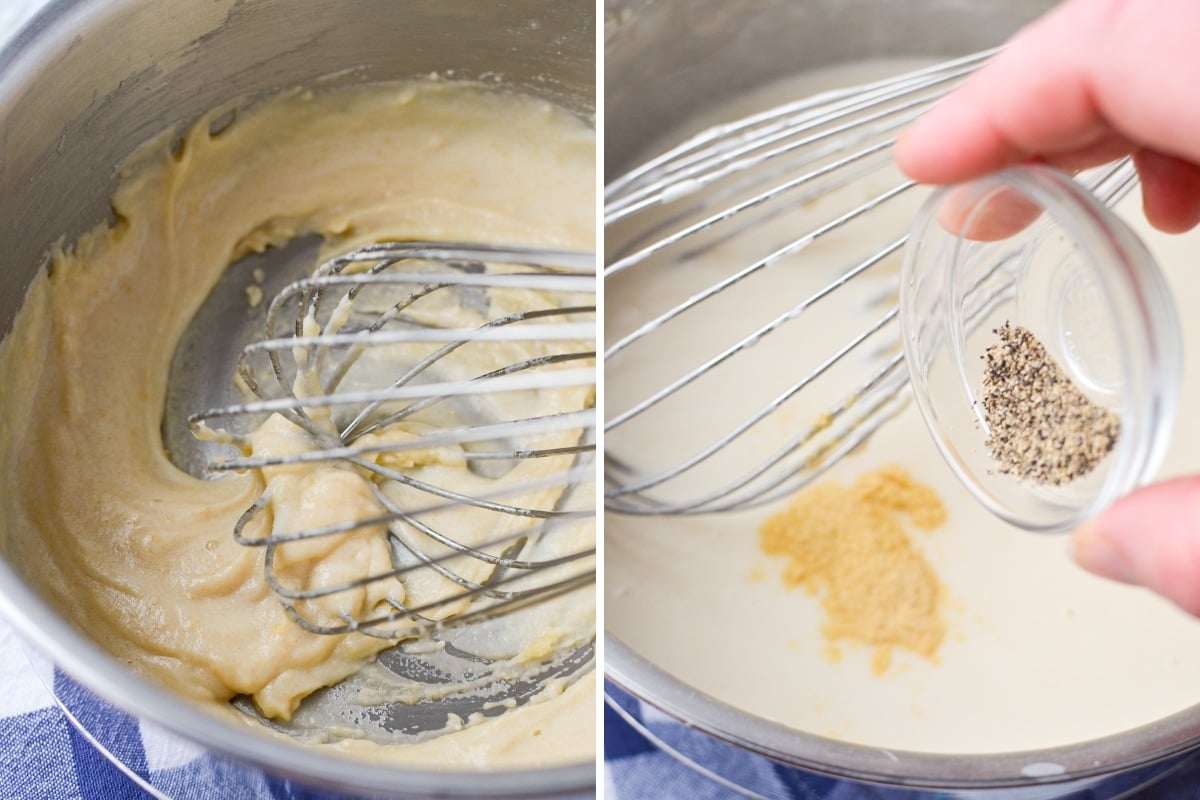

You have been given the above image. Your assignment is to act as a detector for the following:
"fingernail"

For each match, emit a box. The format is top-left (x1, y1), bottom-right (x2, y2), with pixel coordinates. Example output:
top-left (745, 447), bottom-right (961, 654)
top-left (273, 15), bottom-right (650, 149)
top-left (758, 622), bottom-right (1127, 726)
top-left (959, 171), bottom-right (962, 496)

top-left (1070, 521), bottom-right (1137, 585)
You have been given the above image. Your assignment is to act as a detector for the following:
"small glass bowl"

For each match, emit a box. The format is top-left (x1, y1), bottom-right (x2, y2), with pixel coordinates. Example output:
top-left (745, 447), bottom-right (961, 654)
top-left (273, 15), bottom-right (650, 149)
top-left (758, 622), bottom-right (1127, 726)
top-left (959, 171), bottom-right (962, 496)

top-left (900, 164), bottom-right (1182, 533)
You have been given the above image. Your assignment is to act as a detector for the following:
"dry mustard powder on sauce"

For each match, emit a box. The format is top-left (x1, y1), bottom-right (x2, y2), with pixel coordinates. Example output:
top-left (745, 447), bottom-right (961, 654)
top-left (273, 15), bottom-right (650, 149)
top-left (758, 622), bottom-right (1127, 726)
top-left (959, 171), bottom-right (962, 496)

top-left (759, 465), bottom-right (947, 675)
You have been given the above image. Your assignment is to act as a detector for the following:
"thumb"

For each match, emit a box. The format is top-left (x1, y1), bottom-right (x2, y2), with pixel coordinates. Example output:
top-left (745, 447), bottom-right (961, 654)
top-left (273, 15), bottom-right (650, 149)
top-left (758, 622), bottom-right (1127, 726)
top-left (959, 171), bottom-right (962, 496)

top-left (1071, 476), bottom-right (1200, 616)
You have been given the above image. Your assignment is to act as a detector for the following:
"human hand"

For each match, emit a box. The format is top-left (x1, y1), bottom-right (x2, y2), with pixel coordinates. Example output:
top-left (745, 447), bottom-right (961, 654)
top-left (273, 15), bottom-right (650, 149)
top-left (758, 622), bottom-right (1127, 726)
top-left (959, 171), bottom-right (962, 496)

top-left (1070, 479), bottom-right (1200, 615)
top-left (896, 0), bottom-right (1200, 235)
top-left (895, 0), bottom-right (1200, 613)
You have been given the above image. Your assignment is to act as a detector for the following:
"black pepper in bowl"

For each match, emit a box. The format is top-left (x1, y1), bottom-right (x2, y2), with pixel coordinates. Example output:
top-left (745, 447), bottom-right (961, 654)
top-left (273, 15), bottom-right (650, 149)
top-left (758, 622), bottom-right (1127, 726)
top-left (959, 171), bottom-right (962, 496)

top-left (980, 322), bottom-right (1120, 485)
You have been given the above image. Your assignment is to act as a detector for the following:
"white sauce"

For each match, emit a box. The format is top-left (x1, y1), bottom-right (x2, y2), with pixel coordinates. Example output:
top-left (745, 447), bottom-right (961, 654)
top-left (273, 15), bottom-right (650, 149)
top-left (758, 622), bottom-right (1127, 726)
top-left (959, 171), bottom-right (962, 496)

top-left (606, 60), bottom-right (1200, 754)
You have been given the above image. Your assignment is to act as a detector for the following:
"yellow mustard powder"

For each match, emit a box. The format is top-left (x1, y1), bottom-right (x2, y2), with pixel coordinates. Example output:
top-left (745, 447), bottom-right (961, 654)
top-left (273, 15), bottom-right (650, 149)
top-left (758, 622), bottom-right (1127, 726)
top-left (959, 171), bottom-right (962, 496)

top-left (758, 465), bottom-right (947, 675)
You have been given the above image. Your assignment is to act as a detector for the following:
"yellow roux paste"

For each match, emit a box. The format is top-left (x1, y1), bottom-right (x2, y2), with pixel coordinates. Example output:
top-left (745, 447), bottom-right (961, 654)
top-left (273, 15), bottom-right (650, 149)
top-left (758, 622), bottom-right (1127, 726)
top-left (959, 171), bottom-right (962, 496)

top-left (0, 81), bottom-right (595, 767)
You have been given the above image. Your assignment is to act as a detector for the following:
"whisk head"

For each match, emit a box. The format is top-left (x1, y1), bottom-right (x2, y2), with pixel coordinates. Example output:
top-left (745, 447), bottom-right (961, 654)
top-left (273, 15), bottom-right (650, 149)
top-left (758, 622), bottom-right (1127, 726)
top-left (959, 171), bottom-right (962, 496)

top-left (192, 242), bottom-right (596, 639)
top-left (604, 52), bottom-right (1138, 516)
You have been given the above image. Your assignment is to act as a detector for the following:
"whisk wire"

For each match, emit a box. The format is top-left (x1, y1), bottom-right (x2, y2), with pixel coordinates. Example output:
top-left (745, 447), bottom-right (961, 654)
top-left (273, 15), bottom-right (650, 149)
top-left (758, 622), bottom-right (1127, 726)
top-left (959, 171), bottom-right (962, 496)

top-left (607, 48), bottom-right (998, 203)
top-left (606, 52), bottom-right (1140, 518)
top-left (201, 242), bottom-right (595, 639)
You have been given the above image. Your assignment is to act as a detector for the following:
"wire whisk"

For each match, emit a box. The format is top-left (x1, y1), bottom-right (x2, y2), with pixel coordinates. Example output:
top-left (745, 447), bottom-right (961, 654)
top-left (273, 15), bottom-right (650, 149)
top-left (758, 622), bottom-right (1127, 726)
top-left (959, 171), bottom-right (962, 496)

top-left (193, 242), bottom-right (596, 638)
top-left (604, 51), bottom-right (1138, 517)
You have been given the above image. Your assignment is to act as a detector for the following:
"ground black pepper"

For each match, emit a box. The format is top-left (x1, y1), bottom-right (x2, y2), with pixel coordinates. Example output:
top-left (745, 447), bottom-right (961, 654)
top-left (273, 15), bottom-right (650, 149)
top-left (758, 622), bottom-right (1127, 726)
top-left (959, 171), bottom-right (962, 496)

top-left (980, 322), bottom-right (1119, 485)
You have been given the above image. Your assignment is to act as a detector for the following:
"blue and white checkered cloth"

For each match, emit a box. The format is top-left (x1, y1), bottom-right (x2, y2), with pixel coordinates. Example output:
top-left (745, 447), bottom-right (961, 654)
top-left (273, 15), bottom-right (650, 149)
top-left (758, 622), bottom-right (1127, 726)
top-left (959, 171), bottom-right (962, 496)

top-left (0, 621), bottom-right (150, 799)
top-left (604, 681), bottom-right (1200, 800)
top-left (0, 617), bottom-right (364, 799)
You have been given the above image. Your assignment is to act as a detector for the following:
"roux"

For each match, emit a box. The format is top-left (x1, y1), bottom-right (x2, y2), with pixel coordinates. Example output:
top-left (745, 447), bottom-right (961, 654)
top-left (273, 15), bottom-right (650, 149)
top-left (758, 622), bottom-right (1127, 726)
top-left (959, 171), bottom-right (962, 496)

top-left (0, 80), bottom-right (595, 766)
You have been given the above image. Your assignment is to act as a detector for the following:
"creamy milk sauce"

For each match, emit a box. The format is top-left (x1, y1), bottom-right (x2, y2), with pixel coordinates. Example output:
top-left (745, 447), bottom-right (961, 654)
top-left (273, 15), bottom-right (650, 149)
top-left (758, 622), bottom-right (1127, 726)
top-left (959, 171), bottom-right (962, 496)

top-left (0, 80), bottom-right (595, 767)
top-left (606, 60), bottom-right (1200, 754)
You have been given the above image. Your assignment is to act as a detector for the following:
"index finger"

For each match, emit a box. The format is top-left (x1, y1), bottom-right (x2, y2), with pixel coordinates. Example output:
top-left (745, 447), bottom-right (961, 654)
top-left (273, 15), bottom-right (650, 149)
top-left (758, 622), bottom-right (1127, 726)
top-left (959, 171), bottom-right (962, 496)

top-left (894, 0), bottom-right (1200, 185)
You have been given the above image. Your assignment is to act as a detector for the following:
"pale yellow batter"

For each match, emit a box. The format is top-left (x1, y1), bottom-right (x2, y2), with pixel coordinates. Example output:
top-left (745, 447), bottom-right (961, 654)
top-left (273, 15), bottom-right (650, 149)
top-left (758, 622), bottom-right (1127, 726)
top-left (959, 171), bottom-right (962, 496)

top-left (0, 80), bottom-right (595, 766)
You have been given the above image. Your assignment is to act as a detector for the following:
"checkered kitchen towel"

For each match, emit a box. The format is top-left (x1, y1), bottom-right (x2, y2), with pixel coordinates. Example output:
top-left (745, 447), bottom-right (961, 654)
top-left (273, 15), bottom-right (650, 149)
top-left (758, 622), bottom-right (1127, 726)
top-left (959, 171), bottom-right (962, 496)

top-left (604, 681), bottom-right (1200, 800)
top-left (0, 616), bottom-right (367, 799)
